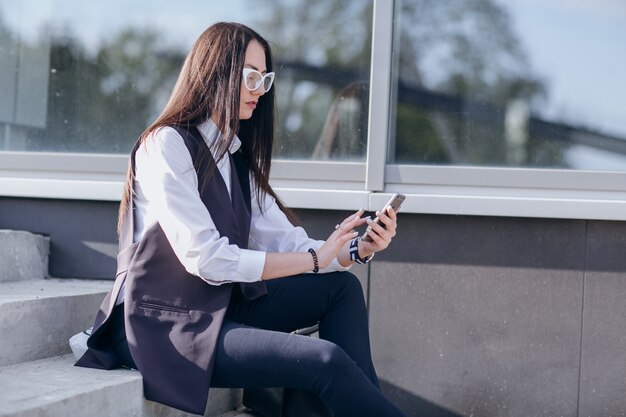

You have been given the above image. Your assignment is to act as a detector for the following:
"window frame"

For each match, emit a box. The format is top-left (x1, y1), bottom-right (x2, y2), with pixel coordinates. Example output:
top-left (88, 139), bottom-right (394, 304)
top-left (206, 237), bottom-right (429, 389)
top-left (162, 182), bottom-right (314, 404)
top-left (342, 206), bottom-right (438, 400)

top-left (2, 0), bottom-right (626, 221)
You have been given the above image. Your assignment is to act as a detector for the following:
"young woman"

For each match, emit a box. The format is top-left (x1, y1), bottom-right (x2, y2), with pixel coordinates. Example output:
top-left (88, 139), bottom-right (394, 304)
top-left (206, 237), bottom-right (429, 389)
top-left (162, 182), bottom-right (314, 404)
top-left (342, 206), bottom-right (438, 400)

top-left (76, 22), bottom-right (406, 417)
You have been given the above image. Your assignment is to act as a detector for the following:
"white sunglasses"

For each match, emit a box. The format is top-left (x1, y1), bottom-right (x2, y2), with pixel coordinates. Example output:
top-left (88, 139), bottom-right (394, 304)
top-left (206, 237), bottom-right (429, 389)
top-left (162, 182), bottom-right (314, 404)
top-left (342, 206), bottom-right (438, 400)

top-left (242, 68), bottom-right (275, 93)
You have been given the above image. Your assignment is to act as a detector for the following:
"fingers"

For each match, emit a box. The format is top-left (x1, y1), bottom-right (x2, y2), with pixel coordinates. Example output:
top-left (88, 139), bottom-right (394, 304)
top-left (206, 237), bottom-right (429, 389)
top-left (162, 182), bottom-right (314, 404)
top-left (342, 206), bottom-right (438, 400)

top-left (342, 230), bottom-right (360, 245)
top-left (363, 207), bottom-right (397, 247)
top-left (332, 211), bottom-right (363, 247)
top-left (386, 205), bottom-right (398, 220)
top-left (365, 219), bottom-right (391, 244)
top-left (334, 209), bottom-right (366, 234)
top-left (373, 207), bottom-right (397, 236)
top-left (320, 227), bottom-right (358, 268)
top-left (329, 210), bottom-right (361, 244)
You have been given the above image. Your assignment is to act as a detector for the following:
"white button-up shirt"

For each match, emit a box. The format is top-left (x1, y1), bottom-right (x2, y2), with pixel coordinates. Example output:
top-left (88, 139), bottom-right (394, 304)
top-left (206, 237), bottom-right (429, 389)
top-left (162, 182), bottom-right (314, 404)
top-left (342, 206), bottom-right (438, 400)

top-left (132, 119), bottom-right (348, 287)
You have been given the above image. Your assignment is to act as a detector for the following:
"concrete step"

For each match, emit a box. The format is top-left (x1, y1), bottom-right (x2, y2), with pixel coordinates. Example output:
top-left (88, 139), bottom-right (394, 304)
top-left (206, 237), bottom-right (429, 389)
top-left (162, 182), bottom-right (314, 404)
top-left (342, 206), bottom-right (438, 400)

top-left (0, 229), bottom-right (49, 282)
top-left (0, 278), bottom-right (110, 366)
top-left (0, 355), bottom-right (243, 417)
top-left (0, 230), bottom-right (255, 416)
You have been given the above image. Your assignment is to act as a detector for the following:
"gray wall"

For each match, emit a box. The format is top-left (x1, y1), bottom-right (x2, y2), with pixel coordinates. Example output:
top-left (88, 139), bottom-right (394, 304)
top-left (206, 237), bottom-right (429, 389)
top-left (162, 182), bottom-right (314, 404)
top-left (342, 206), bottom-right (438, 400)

top-left (1, 196), bottom-right (625, 416)
top-left (0, 197), bottom-right (119, 278)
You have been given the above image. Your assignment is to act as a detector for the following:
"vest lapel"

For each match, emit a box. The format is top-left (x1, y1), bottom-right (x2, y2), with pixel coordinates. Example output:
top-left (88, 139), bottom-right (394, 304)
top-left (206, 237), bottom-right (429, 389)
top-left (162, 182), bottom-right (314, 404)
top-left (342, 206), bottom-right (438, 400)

top-left (179, 126), bottom-right (266, 299)
top-left (230, 151), bottom-right (267, 299)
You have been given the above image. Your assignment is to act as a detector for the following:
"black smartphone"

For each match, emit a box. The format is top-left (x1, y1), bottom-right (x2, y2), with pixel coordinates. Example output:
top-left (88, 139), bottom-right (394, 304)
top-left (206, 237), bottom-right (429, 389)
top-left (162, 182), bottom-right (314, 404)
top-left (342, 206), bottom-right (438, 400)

top-left (361, 193), bottom-right (406, 242)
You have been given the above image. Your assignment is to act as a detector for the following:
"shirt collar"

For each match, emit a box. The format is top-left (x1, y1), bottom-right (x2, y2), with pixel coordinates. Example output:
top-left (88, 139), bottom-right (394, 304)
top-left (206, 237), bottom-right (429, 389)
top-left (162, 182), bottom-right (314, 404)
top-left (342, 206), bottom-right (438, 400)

top-left (196, 118), bottom-right (242, 155)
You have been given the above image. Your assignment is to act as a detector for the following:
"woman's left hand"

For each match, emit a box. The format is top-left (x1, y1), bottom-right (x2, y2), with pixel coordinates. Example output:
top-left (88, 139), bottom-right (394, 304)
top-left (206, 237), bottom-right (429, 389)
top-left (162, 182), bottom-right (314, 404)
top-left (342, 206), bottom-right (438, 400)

top-left (359, 206), bottom-right (398, 257)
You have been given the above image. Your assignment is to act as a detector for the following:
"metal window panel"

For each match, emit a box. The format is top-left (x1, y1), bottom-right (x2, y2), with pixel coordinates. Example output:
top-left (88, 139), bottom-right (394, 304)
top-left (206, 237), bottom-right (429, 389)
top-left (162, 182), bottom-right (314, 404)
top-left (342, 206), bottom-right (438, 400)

top-left (365, 0), bottom-right (394, 191)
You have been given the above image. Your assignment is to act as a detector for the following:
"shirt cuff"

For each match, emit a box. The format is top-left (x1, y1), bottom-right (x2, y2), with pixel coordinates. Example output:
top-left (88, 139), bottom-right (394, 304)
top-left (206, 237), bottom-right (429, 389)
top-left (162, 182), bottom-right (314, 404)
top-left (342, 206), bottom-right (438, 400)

top-left (199, 248), bottom-right (266, 286)
top-left (235, 249), bottom-right (266, 282)
top-left (329, 257), bottom-right (352, 272)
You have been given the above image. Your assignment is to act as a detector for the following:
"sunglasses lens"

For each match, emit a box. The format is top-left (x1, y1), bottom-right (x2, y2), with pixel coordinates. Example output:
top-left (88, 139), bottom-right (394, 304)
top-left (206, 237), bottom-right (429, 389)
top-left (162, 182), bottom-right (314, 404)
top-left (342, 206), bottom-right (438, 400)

top-left (245, 70), bottom-right (262, 91)
top-left (263, 74), bottom-right (274, 92)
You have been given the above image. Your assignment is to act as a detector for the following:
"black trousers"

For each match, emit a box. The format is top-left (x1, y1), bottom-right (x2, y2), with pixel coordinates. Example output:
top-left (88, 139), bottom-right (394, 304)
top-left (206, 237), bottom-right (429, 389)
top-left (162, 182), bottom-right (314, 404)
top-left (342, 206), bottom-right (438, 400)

top-left (112, 271), bottom-right (406, 417)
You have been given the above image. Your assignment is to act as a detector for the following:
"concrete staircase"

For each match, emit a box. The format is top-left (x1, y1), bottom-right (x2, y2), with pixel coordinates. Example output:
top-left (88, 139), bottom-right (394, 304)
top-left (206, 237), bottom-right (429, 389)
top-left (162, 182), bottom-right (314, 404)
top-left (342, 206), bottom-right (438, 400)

top-left (0, 230), bottom-right (255, 417)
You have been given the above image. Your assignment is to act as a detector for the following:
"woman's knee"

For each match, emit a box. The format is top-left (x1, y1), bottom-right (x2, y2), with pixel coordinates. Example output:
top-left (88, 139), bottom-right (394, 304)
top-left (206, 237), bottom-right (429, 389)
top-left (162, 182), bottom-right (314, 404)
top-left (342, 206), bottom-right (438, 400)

top-left (316, 340), bottom-right (354, 375)
top-left (307, 340), bottom-right (364, 397)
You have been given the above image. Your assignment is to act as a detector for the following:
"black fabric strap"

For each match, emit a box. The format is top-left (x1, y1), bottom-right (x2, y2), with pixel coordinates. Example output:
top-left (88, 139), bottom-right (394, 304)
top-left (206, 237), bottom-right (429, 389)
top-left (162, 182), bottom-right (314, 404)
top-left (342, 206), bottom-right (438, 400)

top-left (349, 237), bottom-right (373, 264)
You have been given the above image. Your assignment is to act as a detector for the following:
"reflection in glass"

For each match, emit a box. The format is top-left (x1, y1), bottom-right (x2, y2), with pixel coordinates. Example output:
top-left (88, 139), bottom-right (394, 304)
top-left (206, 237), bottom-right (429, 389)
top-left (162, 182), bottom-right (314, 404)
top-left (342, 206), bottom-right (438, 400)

top-left (255, 0), bottom-right (372, 160)
top-left (312, 82), bottom-right (369, 160)
top-left (0, 0), bottom-right (372, 160)
top-left (392, 0), bottom-right (626, 171)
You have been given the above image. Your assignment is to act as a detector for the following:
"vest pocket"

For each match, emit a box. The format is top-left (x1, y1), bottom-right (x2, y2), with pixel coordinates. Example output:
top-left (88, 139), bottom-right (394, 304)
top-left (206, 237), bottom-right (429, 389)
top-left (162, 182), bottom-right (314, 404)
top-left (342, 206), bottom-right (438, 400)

top-left (137, 301), bottom-right (190, 315)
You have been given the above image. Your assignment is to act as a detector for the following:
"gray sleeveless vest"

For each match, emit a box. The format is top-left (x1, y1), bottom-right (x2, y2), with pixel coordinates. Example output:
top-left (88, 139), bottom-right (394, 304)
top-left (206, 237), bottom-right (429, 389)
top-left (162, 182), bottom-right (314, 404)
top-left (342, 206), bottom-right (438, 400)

top-left (76, 126), bottom-right (266, 414)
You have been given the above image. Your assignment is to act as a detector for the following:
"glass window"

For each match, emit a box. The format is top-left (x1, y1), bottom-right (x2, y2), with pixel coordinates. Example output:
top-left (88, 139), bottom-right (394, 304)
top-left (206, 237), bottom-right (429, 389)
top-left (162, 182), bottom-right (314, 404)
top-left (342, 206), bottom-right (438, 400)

top-left (391, 0), bottom-right (626, 171)
top-left (0, 0), bottom-right (372, 159)
top-left (256, 1), bottom-right (372, 160)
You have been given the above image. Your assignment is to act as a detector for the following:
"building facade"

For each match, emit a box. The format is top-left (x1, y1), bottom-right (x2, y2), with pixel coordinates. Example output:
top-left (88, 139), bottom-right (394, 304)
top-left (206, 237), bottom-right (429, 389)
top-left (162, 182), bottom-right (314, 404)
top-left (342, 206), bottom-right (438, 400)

top-left (1, 1), bottom-right (626, 416)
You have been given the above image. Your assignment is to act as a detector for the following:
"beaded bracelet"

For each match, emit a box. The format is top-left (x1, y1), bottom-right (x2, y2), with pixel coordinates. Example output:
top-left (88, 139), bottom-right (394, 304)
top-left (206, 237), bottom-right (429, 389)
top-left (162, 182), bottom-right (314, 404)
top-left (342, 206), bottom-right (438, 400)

top-left (308, 248), bottom-right (319, 273)
top-left (349, 237), bottom-right (373, 264)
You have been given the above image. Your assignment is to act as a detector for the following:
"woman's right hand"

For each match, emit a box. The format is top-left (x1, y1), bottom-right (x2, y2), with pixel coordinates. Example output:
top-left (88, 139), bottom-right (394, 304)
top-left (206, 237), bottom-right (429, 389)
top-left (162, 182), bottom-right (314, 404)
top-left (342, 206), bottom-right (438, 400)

top-left (315, 209), bottom-right (367, 268)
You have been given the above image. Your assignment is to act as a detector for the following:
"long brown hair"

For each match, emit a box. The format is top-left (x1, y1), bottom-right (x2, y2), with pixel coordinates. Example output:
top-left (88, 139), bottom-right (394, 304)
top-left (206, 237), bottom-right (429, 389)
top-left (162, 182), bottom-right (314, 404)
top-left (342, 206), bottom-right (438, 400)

top-left (118, 22), bottom-right (295, 234)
